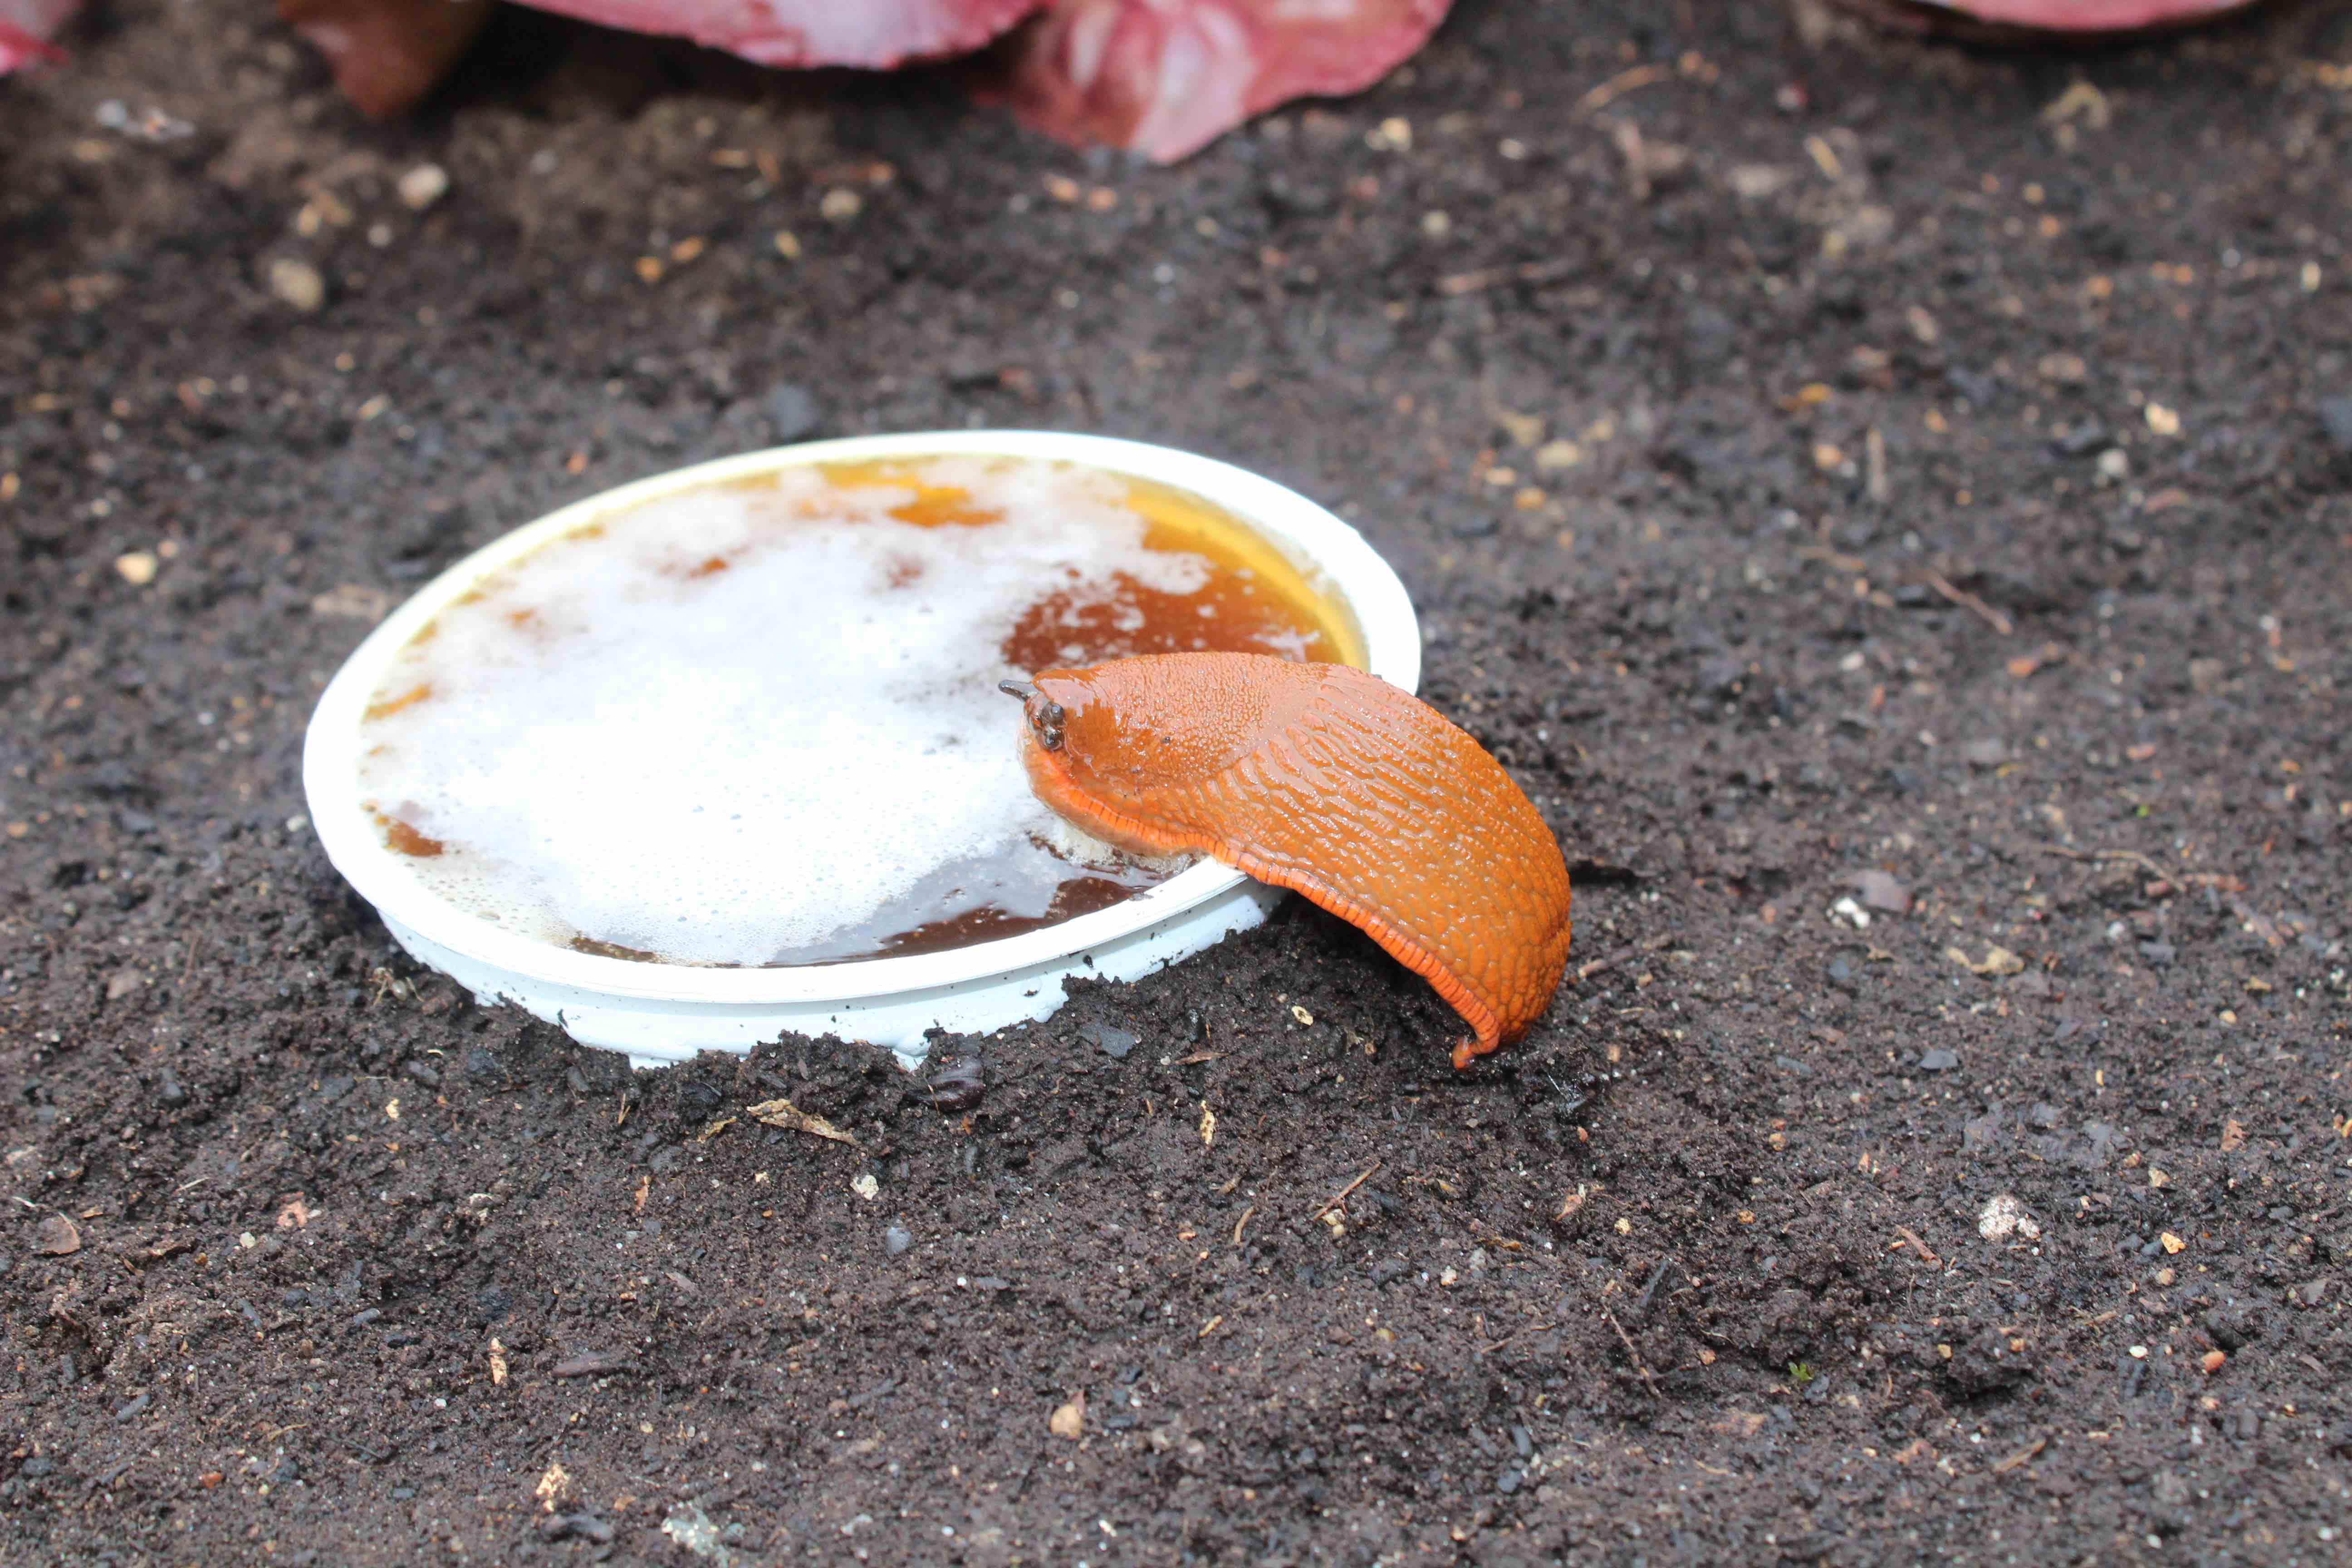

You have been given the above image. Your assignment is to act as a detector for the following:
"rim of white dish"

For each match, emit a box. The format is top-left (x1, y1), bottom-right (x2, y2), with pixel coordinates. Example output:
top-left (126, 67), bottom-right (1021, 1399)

top-left (302, 431), bottom-right (1421, 1006)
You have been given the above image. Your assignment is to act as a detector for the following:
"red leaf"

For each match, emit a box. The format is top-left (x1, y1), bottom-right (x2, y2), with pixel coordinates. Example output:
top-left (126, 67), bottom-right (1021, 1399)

top-left (1001, 0), bottom-right (1455, 164)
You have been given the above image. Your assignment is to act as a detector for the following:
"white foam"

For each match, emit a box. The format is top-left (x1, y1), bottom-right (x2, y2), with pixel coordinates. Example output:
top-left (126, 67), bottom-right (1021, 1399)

top-left (356, 458), bottom-right (1210, 964)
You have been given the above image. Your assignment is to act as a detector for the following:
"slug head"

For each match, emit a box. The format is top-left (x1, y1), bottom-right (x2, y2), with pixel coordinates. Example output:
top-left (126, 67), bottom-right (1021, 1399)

top-left (998, 678), bottom-right (1068, 751)
top-left (1001, 658), bottom-right (1288, 810)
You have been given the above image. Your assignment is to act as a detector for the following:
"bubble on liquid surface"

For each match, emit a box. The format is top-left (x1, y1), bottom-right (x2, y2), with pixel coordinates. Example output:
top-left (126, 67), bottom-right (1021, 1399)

top-left (356, 457), bottom-right (1233, 965)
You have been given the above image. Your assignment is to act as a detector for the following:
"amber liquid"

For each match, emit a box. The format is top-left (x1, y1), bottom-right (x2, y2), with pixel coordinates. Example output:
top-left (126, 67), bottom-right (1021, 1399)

top-left (771, 461), bottom-right (1355, 963)
top-left (369, 458), bottom-right (1360, 966)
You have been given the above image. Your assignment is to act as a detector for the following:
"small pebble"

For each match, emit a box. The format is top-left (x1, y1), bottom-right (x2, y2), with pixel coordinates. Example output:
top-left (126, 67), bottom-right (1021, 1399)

top-left (1977, 1193), bottom-right (2041, 1241)
top-left (765, 383), bottom-right (822, 443)
top-left (1960, 737), bottom-right (2007, 769)
top-left (1081, 1020), bottom-right (1138, 1061)
top-left (542, 1514), bottom-right (614, 1545)
top-left (1852, 870), bottom-right (1910, 913)
top-left (113, 551), bottom-right (158, 586)
top-left (397, 163), bottom-right (450, 211)
top-left (267, 257), bottom-right (325, 313)
top-left (883, 1225), bottom-right (912, 1256)
top-left (1919, 1048), bottom-right (1960, 1073)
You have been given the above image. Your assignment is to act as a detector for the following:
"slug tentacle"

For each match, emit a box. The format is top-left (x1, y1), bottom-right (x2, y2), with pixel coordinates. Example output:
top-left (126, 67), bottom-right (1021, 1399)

top-left (1011, 652), bottom-right (1573, 1070)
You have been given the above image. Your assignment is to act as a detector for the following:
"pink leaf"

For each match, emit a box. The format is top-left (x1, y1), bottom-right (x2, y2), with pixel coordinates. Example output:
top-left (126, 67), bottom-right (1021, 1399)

top-left (1838, 0), bottom-right (2257, 32)
top-left (0, 0), bottom-right (77, 74)
top-left (1002, 0), bottom-right (1455, 164)
top-left (510, 0), bottom-right (1047, 69)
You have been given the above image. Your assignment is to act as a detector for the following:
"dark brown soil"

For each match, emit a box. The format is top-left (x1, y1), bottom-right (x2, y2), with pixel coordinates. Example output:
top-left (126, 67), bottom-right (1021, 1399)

top-left (5, 1), bottom-right (2351, 1563)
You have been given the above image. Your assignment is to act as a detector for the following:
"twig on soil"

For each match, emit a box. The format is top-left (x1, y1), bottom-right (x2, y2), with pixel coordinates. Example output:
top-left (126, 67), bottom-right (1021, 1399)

top-left (1893, 1227), bottom-right (1942, 1268)
top-left (1306, 1163), bottom-right (1380, 1227)
top-left (746, 1098), bottom-right (862, 1148)
top-left (1577, 62), bottom-right (1671, 117)
top-left (1231, 1205), bottom-right (1254, 1248)
top-left (2042, 844), bottom-right (2163, 876)
top-left (2229, 898), bottom-right (2290, 949)
top-left (1991, 1437), bottom-right (2046, 1473)
top-left (1916, 570), bottom-right (2013, 635)
top-left (1631, 1256), bottom-right (1674, 1320)
top-left (1798, 543), bottom-right (1868, 573)
top-left (2041, 844), bottom-right (2254, 895)
top-left (1602, 1306), bottom-right (1660, 1398)
top-left (552, 1349), bottom-right (633, 1378)
top-left (1571, 934), bottom-right (1675, 986)
top-left (1435, 257), bottom-right (1579, 297)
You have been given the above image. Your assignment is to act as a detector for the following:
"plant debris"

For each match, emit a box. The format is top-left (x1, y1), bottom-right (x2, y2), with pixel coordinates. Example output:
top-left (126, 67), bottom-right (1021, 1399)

top-left (745, 1098), bottom-right (862, 1147)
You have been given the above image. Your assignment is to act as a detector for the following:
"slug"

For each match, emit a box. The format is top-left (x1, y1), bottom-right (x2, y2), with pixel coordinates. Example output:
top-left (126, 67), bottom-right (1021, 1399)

top-left (1003, 652), bottom-right (1572, 1069)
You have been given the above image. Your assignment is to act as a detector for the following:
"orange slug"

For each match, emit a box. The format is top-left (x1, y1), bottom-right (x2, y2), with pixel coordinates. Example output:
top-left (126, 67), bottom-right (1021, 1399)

top-left (1003, 652), bottom-right (1572, 1070)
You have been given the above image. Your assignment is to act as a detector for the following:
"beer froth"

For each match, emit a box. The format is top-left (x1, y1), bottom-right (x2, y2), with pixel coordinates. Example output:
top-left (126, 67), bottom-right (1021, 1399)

top-left (356, 456), bottom-right (1345, 965)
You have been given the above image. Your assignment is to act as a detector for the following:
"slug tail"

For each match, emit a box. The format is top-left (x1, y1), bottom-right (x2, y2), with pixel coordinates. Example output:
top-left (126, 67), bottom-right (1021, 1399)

top-left (1449, 1024), bottom-right (1507, 1073)
top-left (1223, 847), bottom-right (1508, 1068)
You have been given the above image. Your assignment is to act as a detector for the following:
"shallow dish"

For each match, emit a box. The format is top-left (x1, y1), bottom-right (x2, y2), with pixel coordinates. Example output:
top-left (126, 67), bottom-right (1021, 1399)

top-left (303, 431), bottom-right (1420, 1068)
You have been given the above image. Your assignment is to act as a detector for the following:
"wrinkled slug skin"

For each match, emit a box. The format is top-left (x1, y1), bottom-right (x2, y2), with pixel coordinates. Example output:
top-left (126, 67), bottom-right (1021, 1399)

top-left (1015, 653), bottom-right (1573, 1070)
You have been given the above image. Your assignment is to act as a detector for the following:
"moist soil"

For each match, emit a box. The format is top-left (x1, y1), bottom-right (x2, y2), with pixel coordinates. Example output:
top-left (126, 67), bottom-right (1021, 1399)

top-left (3, 1), bottom-right (2350, 1563)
